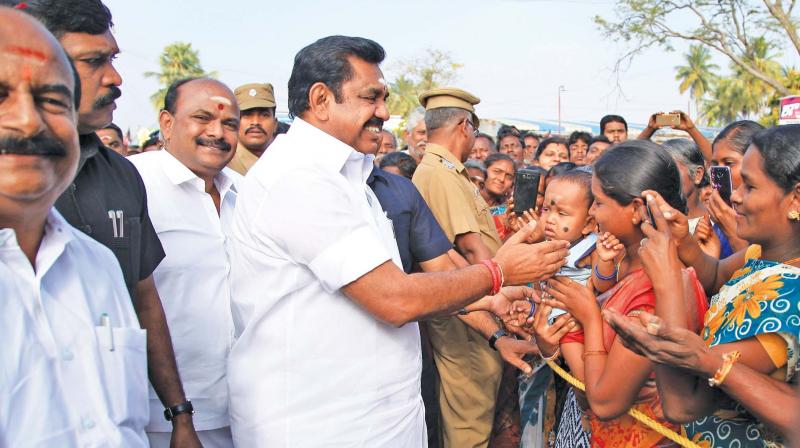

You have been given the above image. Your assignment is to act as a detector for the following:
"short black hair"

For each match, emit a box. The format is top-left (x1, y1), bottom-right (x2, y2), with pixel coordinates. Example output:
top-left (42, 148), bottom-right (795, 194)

top-left (568, 131), bottom-right (592, 147)
top-left (547, 162), bottom-right (578, 179)
top-left (551, 168), bottom-right (593, 207)
top-left (522, 131), bottom-right (540, 141)
top-left (288, 35), bottom-right (385, 118)
top-left (535, 136), bottom-right (567, 160)
top-left (484, 152), bottom-right (516, 172)
top-left (7, 0), bottom-right (113, 37)
top-left (750, 124), bottom-right (800, 193)
top-left (496, 125), bottom-right (522, 150)
top-left (379, 151), bottom-right (417, 180)
top-left (101, 122), bottom-right (123, 140)
top-left (275, 121), bottom-right (290, 136)
top-left (600, 114), bottom-right (627, 134)
top-left (712, 120), bottom-right (764, 155)
top-left (163, 77), bottom-right (203, 114)
top-left (590, 135), bottom-right (611, 145)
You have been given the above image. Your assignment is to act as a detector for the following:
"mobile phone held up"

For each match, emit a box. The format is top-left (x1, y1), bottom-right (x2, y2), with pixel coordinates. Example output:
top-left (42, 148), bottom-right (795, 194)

top-left (513, 169), bottom-right (541, 215)
top-left (709, 166), bottom-right (734, 206)
top-left (655, 112), bottom-right (681, 127)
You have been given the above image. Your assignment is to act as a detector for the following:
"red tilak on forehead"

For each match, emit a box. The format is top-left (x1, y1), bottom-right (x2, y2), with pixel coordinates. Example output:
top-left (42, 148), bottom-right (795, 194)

top-left (14, 2), bottom-right (28, 9)
top-left (21, 64), bottom-right (31, 81)
top-left (5, 45), bottom-right (46, 61)
top-left (217, 103), bottom-right (224, 111)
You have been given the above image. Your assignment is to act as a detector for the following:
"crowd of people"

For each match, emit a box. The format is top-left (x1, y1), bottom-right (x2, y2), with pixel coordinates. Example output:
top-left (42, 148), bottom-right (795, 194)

top-left (1, 1), bottom-right (799, 447)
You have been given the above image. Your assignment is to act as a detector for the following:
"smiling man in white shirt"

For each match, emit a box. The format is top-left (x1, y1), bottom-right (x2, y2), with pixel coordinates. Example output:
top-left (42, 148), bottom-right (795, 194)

top-left (228, 35), bottom-right (570, 447)
top-left (129, 77), bottom-right (241, 447)
top-left (0, 8), bottom-right (148, 446)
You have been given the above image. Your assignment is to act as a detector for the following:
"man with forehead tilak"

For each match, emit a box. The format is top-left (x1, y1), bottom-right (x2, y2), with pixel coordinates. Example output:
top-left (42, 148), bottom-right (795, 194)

top-left (129, 77), bottom-right (241, 447)
top-left (7, 0), bottom-right (202, 445)
top-left (0, 8), bottom-right (148, 446)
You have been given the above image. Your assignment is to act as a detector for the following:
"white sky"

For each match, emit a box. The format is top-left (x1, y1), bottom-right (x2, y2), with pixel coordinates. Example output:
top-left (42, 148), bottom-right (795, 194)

top-left (103, 0), bottom-right (784, 132)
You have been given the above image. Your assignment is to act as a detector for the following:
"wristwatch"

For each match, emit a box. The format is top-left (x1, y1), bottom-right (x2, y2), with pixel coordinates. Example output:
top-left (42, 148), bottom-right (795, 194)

top-left (163, 401), bottom-right (194, 422)
top-left (488, 329), bottom-right (508, 351)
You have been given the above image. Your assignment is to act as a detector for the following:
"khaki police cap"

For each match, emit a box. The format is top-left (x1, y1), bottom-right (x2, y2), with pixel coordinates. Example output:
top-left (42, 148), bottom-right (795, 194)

top-left (234, 83), bottom-right (276, 110)
top-left (419, 87), bottom-right (480, 128)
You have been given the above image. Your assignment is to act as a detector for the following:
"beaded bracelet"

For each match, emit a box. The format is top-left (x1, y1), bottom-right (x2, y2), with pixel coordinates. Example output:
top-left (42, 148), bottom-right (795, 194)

top-left (594, 263), bottom-right (618, 281)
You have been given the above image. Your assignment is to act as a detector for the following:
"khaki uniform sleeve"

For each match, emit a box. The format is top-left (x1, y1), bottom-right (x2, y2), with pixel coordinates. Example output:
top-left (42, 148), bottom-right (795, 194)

top-left (419, 171), bottom-right (481, 243)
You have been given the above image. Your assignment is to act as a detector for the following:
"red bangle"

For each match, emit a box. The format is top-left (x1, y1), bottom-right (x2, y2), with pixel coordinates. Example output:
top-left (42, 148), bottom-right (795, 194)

top-left (480, 259), bottom-right (503, 295)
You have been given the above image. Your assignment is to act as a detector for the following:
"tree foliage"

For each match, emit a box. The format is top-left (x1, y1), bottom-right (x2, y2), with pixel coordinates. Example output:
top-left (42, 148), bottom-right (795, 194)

top-left (386, 49), bottom-right (463, 118)
top-left (595, 0), bottom-right (799, 97)
top-left (145, 42), bottom-right (217, 111)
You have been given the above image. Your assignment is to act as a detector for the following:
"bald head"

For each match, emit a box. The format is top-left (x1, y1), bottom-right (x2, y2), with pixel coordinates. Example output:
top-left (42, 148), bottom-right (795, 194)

top-left (0, 6), bottom-right (81, 218)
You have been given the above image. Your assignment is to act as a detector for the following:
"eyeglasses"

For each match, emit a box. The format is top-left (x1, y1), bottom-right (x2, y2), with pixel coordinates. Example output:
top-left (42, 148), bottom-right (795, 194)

top-left (462, 119), bottom-right (479, 137)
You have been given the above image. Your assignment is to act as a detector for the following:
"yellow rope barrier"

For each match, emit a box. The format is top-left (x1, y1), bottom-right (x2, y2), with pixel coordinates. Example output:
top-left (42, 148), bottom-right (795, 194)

top-left (545, 360), bottom-right (701, 448)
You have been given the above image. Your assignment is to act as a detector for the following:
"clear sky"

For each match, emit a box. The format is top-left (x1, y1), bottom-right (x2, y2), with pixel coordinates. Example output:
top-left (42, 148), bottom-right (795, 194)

top-left (105, 0), bottom-right (729, 132)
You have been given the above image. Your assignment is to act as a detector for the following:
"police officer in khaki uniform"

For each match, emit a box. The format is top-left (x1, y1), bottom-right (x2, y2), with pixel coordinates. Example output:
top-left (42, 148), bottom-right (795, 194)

top-left (412, 87), bottom-right (505, 448)
top-left (228, 82), bottom-right (278, 175)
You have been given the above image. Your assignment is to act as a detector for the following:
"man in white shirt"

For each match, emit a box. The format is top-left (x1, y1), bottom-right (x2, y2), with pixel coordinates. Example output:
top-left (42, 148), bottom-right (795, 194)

top-left (0, 8), bottom-right (148, 446)
top-left (228, 35), bottom-right (570, 447)
top-left (130, 77), bottom-right (241, 447)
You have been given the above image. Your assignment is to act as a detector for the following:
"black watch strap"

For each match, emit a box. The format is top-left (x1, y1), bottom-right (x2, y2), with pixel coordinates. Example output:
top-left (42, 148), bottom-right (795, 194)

top-left (488, 329), bottom-right (508, 351)
top-left (163, 401), bottom-right (194, 421)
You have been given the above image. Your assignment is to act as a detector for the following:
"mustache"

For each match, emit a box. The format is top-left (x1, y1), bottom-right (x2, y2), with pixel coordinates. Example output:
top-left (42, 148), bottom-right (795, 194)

top-left (93, 86), bottom-right (122, 109)
top-left (0, 134), bottom-right (68, 157)
top-left (195, 136), bottom-right (232, 152)
top-left (245, 125), bottom-right (265, 133)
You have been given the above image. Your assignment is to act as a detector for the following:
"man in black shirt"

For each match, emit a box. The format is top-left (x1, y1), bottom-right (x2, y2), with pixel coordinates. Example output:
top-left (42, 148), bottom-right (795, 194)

top-left (12, 1), bottom-right (201, 445)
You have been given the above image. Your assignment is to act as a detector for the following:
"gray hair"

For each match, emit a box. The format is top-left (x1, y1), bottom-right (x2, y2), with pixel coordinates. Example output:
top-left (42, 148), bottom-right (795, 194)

top-left (405, 106), bottom-right (426, 133)
top-left (425, 107), bottom-right (469, 133)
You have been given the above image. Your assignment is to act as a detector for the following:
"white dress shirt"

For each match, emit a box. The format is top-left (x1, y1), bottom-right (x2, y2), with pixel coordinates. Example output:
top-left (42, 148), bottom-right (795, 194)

top-left (0, 209), bottom-right (148, 447)
top-left (129, 149), bottom-right (239, 432)
top-left (228, 117), bottom-right (425, 447)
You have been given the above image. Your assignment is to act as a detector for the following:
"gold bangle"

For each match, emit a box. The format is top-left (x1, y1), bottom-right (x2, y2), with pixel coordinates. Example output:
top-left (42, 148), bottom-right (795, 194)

top-left (708, 350), bottom-right (741, 387)
top-left (582, 350), bottom-right (608, 361)
top-left (540, 347), bottom-right (561, 362)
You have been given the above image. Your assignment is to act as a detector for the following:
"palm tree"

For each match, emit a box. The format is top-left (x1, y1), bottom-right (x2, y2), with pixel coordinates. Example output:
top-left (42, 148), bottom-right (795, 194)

top-left (145, 42), bottom-right (216, 111)
top-left (702, 37), bottom-right (786, 126)
top-left (675, 44), bottom-right (719, 121)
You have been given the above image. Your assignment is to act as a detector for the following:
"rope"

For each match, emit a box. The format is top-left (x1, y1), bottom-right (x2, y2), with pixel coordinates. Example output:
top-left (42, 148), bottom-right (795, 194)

top-left (545, 360), bottom-right (701, 448)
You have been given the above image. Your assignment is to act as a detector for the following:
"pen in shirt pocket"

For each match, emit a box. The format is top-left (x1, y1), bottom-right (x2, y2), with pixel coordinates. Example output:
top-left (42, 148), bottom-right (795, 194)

top-left (99, 313), bottom-right (114, 351)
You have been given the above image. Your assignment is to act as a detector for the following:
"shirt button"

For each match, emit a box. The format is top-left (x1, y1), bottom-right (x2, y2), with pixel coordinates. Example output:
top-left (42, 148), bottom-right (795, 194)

top-left (61, 348), bottom-right (74, 361)
top-left (81, 416), bottom-right (95, 430)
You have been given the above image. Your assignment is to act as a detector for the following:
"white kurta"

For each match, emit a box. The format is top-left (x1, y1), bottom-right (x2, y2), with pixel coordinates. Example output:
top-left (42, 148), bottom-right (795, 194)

top-left (228, 117), bottom-right (425, 447)
top-left (0, 209), bottom-right (148, 447)
top-left (129, 149), bottom-right (239, 433)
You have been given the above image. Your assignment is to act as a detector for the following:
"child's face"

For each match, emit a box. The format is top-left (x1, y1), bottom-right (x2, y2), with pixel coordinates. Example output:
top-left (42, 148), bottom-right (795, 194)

top-left (540, 179), bottom-right (594, 244)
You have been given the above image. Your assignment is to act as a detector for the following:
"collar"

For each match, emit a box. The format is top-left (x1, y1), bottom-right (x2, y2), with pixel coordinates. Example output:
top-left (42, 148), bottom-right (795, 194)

top-left (0, 209), bottom-right (76, 278)
top-left (159, 149), bottom-right (238, 197)
top-left (234, 143), bottom-right (261, 166)
top-left (367, 165), bottom-right (389, 186)
top-left (289, 117), bottom-right (374, 184)
top-left (424, 143), bottom-right (466, 173)
top-left (77, 133), bottom-right (101, 173)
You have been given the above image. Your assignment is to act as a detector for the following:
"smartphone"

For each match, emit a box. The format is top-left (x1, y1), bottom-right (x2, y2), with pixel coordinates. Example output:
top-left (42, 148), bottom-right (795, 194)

top-left (646, 203), bottom-right (657, 230)
top-left (710, 166), bottom-right (733, 206)
top-left (513, 169), bottom-right (542, 214)
top-left (655, 112), bottom-right (681, 127)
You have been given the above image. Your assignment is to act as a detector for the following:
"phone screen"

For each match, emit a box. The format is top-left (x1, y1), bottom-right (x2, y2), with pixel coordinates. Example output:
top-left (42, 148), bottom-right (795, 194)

top-left (513, 169), bottom-right (542, 214)
top-left (710, 166), bottom-right (733, 206)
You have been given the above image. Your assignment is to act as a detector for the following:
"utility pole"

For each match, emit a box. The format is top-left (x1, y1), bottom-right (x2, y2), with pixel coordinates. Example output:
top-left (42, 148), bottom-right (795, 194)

top-left (558, 85), bottom-right (566, 136)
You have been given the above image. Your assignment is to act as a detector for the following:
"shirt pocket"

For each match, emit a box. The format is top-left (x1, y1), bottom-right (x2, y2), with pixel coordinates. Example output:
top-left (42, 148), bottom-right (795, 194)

top-left (94, 326), bottom-right (149, 430)
top-left (107, 216), bottom-right (142, 288)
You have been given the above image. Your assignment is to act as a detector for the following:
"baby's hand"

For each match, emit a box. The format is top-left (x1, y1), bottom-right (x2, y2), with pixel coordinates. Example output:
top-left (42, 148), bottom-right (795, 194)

top-left (596, 232), bottom-right (624, 262)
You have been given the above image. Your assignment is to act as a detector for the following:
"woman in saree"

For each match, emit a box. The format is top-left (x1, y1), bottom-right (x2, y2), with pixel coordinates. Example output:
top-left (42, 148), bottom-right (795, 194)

top-left (606, 124), bottom-right (800, 447)
top-left (530, 140), bottom-right (708, 447)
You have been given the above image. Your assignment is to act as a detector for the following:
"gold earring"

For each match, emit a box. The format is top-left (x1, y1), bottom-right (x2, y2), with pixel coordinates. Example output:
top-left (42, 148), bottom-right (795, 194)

top-left (790, 210), bottom-right (800, 221)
